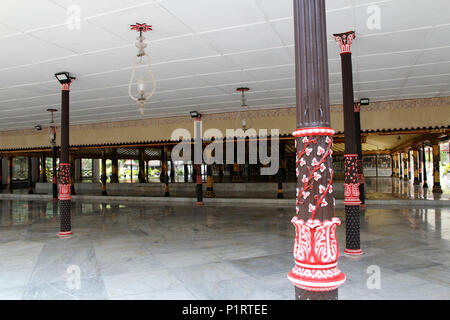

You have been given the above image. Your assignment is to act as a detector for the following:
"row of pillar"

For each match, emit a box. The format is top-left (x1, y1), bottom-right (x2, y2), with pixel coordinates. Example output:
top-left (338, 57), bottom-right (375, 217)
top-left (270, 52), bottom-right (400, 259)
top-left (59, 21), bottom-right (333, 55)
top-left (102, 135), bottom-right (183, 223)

top-left (392, 144), bottom-right (443, 193)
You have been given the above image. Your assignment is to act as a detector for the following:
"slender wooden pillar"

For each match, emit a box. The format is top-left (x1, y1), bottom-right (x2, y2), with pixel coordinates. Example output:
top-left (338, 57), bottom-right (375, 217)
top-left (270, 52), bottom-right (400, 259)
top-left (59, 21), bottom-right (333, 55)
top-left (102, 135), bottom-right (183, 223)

top-left (162, 146), bottom-right (170, 197)
top-left (41, 153), bottom-right (47, 183)
top-left (194, 117), bottom-right (204, 206)
top-left (111, 149), bottom-right (119, 183)
top-left (170, 158), bottom-right (175, 183)
top-left (399, 153), bottom-right (404, 180)
top-left (403, 152), bottom-right (408, 180)
top-left (0, 156), bottom-right (3, 190)
top-left (8, 157), bottom-right (13, 192)
top-left (334, 30), bottom-right (362, 256)
top-left (354, 102), bottom-right (365, 207)
top-left (184, 163), bottom-right (189, 183)
top-left (418, 147), bottom-right (424, 184)
top-left (391, 154), bottom-right (395, 177)
top-left (407, 150), bottom-right (411, 180)
top-left (58, 81), bottom-right (73, 237)
top-left (422, 146), bottom-right (428, 188)
top-left (277, 140), bottom-right (285, 199)
top-left (28, 156), bottom-right (34, 194)
top-left (413, 149), bottom-right (419, 185)
top-left (432, 142), bottom-right (442, 193)
top-left (205, 165), bottom-right (215, 198)
top-left (287, 0), bottom-right (345, 300)
top-left (101, 150), bottom-right (107, 196)
top-left (138, 147), bottom-right (146, 183)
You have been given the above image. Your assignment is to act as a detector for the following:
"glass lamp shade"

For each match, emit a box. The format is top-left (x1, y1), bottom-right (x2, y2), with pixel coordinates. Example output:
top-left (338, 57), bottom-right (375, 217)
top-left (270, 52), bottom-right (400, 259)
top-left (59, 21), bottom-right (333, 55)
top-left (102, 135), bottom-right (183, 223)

top-left (136, 76), bottom-right (147, 96)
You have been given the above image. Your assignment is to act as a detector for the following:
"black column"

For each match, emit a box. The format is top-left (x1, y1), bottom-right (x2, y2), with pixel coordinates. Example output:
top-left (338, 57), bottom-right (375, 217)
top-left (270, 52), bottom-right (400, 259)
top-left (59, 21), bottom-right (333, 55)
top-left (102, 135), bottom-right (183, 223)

top-left (101, 149), bottom-right (107, 196)
top-left (162, 146), bottom-right (170, 196)
top-left (41, 153), bottom-right (48, 183)
top-left (184, 163), bottom-right (189, 183)
top-left (277, 140), bottom-right (285, 199)
top-left (8, 157), bottom-right (13, 192)
top-left (28, 156), bottom-right (34, 194)
top-left (288, 0), bottom-right (345, 300)
top-left (0, 156), bottom-right (3, 190)
top-left (138, 147), bottom-right (146, 183)
top-left (334, 31), bottom-right (363, 256)
top-left (58, 82), bottom-right (72, 237)
top-left (422, 146), bottom-right (428, 188)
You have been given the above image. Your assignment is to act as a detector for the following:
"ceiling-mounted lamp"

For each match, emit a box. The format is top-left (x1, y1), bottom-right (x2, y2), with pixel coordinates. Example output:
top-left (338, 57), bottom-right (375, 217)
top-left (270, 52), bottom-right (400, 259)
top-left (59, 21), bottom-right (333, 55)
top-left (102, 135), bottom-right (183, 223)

top-left (190, 111), bottom-right (200, 119)
top-left (128, 23), bottom-right (156, 115)
top-left (236, 87), bottom-right (250, 130)
top-left (54, 71), bottom-right (76, 84)
top-left (47, 108), bottom-right (58, 147)
top-left (360, 98), bottom-right (370, 106)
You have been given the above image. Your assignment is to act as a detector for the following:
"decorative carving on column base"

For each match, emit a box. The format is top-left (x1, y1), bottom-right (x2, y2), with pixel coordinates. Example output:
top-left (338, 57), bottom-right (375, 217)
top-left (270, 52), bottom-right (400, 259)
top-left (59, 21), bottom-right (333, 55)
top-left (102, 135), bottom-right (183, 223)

top-left (287, 217), bottom-right (346, 292)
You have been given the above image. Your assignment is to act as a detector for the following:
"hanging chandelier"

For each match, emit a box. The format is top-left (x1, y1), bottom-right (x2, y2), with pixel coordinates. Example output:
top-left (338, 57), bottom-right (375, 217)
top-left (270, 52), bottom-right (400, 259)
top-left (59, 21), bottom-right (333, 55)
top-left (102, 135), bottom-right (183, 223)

top-left (235, 87), bottom-right (250, 130)
top-left (128, 23), bottom-right (156, 115)
top-left (47, 108), bottom-right (57, 148)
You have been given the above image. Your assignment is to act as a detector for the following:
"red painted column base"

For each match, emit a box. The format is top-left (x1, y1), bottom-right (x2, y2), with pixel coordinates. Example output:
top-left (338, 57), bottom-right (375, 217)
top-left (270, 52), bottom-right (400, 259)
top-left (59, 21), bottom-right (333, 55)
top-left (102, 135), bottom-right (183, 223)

top-left (344, 248), bottom-right (364, 256)
top-left (58, 231), bottom-right (73, 238)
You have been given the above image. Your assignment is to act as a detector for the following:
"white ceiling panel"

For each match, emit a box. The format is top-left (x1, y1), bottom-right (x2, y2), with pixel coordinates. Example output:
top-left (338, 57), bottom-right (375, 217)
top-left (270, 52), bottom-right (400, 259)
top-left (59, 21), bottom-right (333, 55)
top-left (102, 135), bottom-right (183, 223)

top-left (0, 0), bottom-right (448, 131)
top-left (160, 0), bottom-right (266, 33)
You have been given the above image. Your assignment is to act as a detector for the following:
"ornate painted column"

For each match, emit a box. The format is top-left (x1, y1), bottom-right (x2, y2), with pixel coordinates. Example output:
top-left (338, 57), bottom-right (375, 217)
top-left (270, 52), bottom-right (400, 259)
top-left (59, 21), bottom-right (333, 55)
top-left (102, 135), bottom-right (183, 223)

top-left (161, 146), bottom-right (170, 197)
top-left (413, 149), bottom-right (419, 185)
top-left (287, 0), bottom-right (345, 300)
top-left (334, 30), bottom-right (363, 256)
top-left (101, 149), bottom-right (107, 196)
top-left (58, 80), bottom-right (73, 237)
top-left (277, 140), bottom-right (286, 199)
top-left (432, 142), bottom-right (443, 193)
top-left (28, 156), bottom-right (34, 194)
top-left (422, 146), bottom-right (428, 188)
top-left (354, 102), bottom-right (365, 207)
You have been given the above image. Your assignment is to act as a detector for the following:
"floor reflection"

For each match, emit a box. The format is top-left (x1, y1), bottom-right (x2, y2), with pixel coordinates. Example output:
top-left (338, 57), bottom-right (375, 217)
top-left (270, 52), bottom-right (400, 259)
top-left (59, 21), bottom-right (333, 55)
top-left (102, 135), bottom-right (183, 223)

top-left (0, 199), bottom-right (449, 300)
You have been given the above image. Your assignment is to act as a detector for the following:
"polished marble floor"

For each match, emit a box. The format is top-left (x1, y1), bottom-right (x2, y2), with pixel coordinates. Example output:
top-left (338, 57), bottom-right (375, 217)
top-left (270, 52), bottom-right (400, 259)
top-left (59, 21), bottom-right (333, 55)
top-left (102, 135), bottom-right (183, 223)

top-left (0, 199), bottom-right (449, 300)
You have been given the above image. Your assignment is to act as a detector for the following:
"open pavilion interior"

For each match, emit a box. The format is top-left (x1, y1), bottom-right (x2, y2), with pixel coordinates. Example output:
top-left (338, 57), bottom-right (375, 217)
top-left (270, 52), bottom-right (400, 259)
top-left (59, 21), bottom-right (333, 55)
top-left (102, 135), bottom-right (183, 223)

top-left (0, 0), bottom-right (449, 300)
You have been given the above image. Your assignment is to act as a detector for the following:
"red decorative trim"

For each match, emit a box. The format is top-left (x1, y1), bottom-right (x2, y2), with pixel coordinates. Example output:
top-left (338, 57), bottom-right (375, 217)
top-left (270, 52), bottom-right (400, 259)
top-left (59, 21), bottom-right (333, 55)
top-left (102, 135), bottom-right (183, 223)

top-left (58, 231), bottom-right (72, 236)
top-left (288, 217), bottom-right (346, 291)
top-left (196, 202), bottom-right (204, 206)
top-left (293, 127), bottom-right (335, 137)
top-left (354, 102), bottom-right (360, 113)
top-left (59, 185), bottom-right (71, 200)
top-left (344, 248), bottom-right (363, 256)
top-left (333, 31), bottom-right (355, 55)
top-left (130, 23), bottom-right (152, 32)
top-left (61, 83), bottom-right (71, 91)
